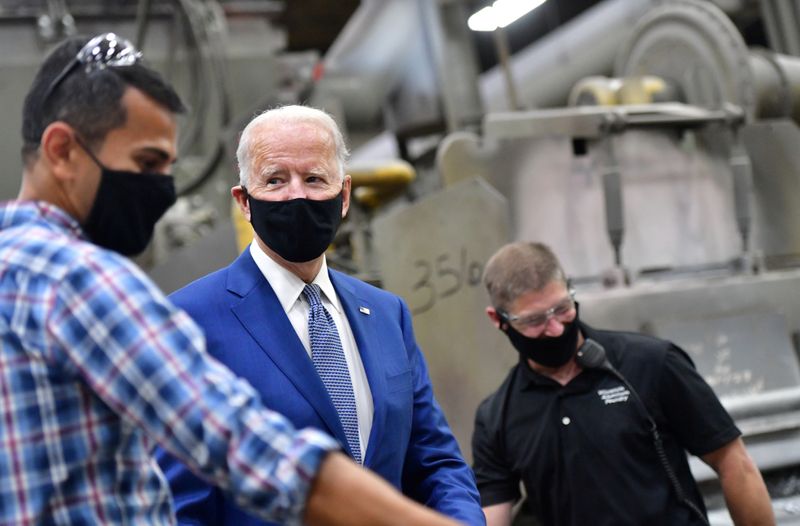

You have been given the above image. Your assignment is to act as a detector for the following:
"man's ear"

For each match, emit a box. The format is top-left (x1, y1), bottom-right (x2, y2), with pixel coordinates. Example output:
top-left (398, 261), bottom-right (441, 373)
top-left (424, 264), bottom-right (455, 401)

top-left (486, 306), bottom-right (503, 330)
top-left (39, 122), bottom-right (80, 181)
top-left (341, 174), bottom-right (352, 218)
top-left (231, 184), bottom-right (250, 221)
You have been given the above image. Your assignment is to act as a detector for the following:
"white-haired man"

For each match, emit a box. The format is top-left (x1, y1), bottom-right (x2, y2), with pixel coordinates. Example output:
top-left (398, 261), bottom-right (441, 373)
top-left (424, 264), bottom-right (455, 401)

top-left (158, 105), bottom-right (484, 526)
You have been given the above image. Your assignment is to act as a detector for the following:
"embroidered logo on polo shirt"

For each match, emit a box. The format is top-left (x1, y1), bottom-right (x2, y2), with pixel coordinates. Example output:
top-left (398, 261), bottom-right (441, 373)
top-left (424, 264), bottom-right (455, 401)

top-left (597, 385), bottom-right (630, 405)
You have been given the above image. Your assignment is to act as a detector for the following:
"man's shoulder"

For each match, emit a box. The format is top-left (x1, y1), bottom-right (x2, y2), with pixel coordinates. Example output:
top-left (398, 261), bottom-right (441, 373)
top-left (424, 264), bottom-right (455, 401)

top-left (585, 324), bottom-right (675, 370)
top-left (169, 264), bottom-right (232, 306)
top-left (0, 215), bottom-right (136, 284)
top-left (587, 325), bottom-right (671, 352)
top-left (476, 365), bottom-right (519, 421)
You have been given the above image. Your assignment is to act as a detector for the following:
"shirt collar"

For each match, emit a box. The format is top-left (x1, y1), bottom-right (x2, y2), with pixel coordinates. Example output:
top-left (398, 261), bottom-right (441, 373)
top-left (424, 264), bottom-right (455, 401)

top-left (517, 357), bottom-right (561, 388)
top-left (249, 242), bottom-right (342, 314)
top-left (310, 262), bottom-right (343, 314)
top-left (517, 322), bottom-right (596, 390)
top-left (0, 200), bottom-right (85, 240)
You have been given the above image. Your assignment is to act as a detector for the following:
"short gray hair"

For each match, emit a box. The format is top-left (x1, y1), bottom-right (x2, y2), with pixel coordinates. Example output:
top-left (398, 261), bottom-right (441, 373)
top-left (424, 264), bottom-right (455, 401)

top-left (483, 242), bottom-right (567, 311)
top-left (236, 105), bottom-right (350, 187)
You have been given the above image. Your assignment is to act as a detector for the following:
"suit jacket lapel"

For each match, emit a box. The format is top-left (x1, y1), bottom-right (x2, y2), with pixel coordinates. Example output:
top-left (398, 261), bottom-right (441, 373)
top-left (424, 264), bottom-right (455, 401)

top-left (330, 270), bottom-right (387, 466)
top-left (227, 252), bottom-right (350, 449)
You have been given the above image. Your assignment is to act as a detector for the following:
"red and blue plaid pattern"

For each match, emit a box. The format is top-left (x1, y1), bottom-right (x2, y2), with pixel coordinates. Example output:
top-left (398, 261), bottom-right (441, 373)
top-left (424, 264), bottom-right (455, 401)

top-left (0, 201), bottom-right (337, 525)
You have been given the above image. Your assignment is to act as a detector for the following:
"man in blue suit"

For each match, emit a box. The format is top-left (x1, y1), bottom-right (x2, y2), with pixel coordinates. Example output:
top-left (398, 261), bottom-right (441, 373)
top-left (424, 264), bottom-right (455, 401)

top-left (157, 105), bottom-right (484, 525)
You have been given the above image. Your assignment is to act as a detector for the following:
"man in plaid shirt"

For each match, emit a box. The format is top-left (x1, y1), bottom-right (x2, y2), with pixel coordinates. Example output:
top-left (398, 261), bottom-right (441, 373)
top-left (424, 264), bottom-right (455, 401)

top-left (0, 33), bottom-right (461, 526)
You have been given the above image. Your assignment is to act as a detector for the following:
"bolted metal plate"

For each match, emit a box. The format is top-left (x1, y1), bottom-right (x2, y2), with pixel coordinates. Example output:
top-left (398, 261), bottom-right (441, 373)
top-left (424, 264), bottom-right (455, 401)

top-left (372, 177), bottom-right (513, 458)
top-left (614, 0), bottom-right (755, 119)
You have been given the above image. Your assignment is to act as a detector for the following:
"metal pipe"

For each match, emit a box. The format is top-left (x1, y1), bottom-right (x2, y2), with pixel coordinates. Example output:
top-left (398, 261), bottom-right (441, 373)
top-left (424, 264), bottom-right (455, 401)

top-left (349, 159), bottom-right (416, 209)
top-left (492, 26), bottom-right (521, 111)
top-left (759, 0), bottom-right (785, 54)
top-left (323, 0), bottom-right (416, 81)
top-left (135, 0), bottom-right (153, 49)
top-left (747, 49), bottom-right (800, 122)
top-left (722, 386), bottom-right (800, 420)
top-left (600, 141), bottom-right (625, 268)
top-left (729, 134), bottom-right (753, 255)
top-left (324, 0), bottom-right (658, 161)
top-left (480, 0), bottom-right (658, 111)
top-left (0, 3), bottom-right (174, 22)
top-left (773, 0), bottom-right (800, 56)
top-left (418, 0), bottom-right (485, 132)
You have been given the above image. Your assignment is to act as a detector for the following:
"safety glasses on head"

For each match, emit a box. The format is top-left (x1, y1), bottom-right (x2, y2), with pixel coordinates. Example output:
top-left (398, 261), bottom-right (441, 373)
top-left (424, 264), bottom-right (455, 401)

top-left (41, 32), bottom-right (142, 107)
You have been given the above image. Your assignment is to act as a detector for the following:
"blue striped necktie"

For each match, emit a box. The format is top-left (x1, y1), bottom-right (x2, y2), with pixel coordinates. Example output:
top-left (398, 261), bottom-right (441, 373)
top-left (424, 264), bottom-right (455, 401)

top-left (303, 283), bottom-right (362, 463)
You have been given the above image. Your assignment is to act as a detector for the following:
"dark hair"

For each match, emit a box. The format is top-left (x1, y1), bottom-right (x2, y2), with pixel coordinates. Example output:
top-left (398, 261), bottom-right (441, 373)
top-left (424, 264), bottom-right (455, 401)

top-left (21, 35), bottom-right (186, 165)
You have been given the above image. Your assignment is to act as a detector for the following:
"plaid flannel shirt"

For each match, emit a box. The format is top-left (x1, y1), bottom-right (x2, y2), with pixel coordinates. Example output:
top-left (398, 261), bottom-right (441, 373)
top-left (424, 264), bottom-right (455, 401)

top-left (0, 201), bottom-right (337, 525)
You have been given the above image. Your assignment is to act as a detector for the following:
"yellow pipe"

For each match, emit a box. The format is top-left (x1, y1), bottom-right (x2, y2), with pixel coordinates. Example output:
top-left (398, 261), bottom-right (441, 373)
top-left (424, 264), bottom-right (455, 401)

top-left (348, 159), bottom-right (416, 209)
top-left (568, 75), bottom-right (670, 106)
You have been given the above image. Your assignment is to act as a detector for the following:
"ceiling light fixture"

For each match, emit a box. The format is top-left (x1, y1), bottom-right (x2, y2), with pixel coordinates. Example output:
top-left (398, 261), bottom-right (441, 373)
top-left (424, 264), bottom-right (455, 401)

top-left (467, 0), bottom-right (547, 32)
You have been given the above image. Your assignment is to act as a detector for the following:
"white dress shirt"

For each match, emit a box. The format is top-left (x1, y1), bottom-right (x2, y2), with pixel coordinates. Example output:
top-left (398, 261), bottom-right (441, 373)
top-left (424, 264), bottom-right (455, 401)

top-left (249, 242), bottom-right (373, 459)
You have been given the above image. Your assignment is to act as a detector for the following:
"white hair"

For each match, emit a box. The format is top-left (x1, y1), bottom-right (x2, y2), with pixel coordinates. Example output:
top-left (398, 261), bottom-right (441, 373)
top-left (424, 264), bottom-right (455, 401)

top-left (236, 105), bottom-right (349, 187)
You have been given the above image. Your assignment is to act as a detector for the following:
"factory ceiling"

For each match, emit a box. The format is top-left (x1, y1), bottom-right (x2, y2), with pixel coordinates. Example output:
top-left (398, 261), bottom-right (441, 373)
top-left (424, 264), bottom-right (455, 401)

top-left (281, 0), bottom-right (359, 54)
top-left (281, 0), bottom-right (767, 70)
top-left (281, 0), bottom-right (604, 70)
top-left (1, 0), bottom-right (767, 62)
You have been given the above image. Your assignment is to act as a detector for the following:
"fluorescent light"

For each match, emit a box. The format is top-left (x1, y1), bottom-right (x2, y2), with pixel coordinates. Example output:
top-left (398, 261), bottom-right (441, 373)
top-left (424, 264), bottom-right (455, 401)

top-left (467, 0), bottom-right (547, 32)
top-left (467, 6), bottom-right (497, 31)
top-left (495, 0), bottom-right (547, 27)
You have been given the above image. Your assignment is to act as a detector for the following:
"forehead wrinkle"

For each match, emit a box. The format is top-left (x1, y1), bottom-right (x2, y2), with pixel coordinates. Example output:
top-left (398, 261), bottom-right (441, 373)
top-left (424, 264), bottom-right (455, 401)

top-left (253, 159), bottom-right (335, 179)
top-left (250, 146), bottom-right (338, 182)
top-left (248, 118), bottom-right (341, 178)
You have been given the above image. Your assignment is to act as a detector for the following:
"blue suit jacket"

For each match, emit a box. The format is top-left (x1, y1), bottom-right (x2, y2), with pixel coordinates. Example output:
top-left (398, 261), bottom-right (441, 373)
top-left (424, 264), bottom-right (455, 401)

top-left (156, 250), bottom-right (484, 525)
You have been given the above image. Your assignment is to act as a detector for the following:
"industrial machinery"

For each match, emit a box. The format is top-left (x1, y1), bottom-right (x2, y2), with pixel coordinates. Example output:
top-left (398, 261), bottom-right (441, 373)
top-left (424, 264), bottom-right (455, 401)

top-left (423, 0), bottom-right (800, 523)
top-left (312, 0), bottom-right (800, 523)
top-left (3, 0), bottom-right (800, 523)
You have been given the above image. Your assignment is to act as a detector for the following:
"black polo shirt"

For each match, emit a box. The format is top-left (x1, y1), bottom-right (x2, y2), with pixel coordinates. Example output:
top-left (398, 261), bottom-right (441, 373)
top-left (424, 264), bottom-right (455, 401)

top-left (472, 323), bottom-right (740, 526)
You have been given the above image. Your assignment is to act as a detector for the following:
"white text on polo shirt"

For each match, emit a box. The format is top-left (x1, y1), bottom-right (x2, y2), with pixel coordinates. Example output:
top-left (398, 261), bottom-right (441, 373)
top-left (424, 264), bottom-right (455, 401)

top-left (597, 386), bottom-right (630, 404)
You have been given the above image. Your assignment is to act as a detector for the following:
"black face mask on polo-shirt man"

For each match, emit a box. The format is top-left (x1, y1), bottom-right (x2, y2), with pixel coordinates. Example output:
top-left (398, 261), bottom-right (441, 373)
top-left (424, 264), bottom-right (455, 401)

top-left (501, 304), bottom-right (582, 368)
top-left (245, 188), bottom-right (344, 263)
top-left (78, 140), bottom-right (177, 256)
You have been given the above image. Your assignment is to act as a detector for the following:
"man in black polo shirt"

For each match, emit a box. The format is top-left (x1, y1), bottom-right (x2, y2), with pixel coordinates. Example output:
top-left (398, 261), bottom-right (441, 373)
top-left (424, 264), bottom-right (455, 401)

top-left (472, 242), bottom-right (774, 526)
